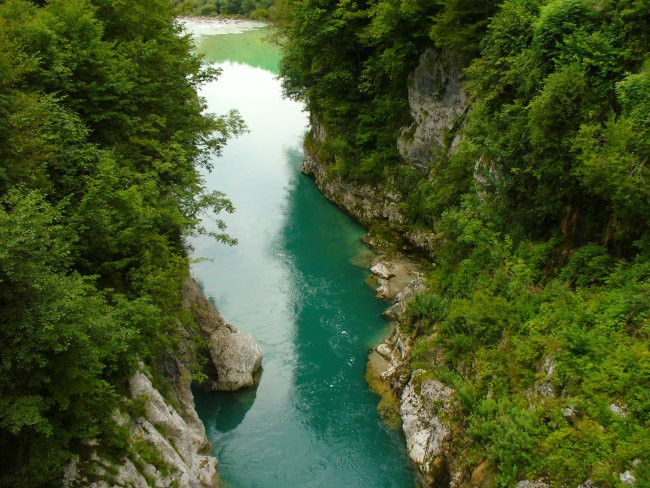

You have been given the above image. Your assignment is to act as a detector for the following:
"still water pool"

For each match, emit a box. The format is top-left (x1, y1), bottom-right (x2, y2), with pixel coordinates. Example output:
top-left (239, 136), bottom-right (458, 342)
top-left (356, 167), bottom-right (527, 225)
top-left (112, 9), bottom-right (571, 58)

top-left (187, 22), bottom-right (416, 488)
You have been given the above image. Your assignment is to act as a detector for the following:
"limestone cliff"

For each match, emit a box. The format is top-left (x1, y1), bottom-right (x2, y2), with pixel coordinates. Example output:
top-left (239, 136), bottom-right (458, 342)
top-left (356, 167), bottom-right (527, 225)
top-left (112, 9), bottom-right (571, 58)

top-left (64, 370), bottom-right (219, 488)
top-left (64, 279), bottom-right (263, 487)
top-left (303, 46), bottom-right (472, 486)
top-left (302, 46), bottom-right (468, 262)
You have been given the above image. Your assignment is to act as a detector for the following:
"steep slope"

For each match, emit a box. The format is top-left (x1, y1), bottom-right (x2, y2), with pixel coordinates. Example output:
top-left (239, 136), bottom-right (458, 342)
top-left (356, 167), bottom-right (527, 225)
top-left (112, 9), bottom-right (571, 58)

top-left (281, 0), bottom-right (650, 486)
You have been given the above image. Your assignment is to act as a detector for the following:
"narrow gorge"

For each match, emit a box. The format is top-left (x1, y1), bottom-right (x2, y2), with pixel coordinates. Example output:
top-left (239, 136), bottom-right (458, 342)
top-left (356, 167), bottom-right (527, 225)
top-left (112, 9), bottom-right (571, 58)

top-left (187, 20), bottom-right (417, 487)
top-left (1, 1), bottom-right (647, 487)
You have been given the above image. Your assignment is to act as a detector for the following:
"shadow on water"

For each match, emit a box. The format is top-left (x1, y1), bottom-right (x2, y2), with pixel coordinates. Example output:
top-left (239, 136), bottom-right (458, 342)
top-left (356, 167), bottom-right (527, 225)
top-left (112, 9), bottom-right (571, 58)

top-left (266, 147), bottom-right (417, 485)
top-left (193, 385), bottom-right (258, 434)
top-left (190, 24), bottom-right (417, 485)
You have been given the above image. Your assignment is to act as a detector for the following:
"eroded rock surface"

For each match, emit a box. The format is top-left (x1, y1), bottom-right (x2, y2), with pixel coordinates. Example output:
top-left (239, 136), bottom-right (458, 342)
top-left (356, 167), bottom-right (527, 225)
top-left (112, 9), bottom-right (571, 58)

top-left (65, 372), bottom-right (218, 488)
top-left (401, 371), bottom-right (455, 486)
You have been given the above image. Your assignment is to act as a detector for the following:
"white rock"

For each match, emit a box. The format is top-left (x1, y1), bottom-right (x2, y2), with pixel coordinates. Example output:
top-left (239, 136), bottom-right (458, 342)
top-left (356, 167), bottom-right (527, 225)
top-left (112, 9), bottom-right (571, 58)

top-left (208, 323), bottom-right (263, 391)
top-left (371, 262), bottom-right (395, 279)
top-left (515, 481), bottom-right (549, 488)
top-left (563, 405), bottom-right (577, 418)
top-left (400, 370), bottom-right (454, 482)
top-left (376, 343), bottom-right (392, 360)
top-left (620, 470), bottom-right (636, 486)
top-left (610, 403), bottom-right (629, 418)
top-left (536, 356), bottom-right (557, 398)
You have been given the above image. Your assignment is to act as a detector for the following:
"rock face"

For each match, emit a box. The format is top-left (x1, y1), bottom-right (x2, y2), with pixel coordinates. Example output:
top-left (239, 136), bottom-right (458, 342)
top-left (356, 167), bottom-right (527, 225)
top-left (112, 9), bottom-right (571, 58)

top-left (183, 278), bottom-right (263, 391)
top-left (397, 48), bottom-right (469, 172)
top-left (302, 48), bottom-right (467, 261)
top-left (401, 371), bottom-right (456, 486)
top-left (301, 154), bottom-right (405, 228)
top-left (64, 371), bottom-right (218, 488)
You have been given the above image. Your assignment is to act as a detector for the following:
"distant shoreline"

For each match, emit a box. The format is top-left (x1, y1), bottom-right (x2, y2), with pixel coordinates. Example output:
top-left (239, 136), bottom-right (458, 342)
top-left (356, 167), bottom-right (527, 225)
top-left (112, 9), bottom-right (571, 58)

top-left (177, 16), bottom-right (267, 37)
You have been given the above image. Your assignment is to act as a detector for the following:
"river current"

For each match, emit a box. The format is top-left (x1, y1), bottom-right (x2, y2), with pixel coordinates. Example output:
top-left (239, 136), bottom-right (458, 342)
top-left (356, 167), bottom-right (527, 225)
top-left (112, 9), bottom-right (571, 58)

top-left (187, 21), bottom-right (416, 488)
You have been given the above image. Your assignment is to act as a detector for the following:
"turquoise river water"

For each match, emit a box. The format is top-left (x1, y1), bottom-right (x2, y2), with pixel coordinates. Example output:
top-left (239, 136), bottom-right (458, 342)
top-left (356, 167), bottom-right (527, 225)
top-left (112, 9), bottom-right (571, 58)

top-left (188, 22), bottom-right (416, 488)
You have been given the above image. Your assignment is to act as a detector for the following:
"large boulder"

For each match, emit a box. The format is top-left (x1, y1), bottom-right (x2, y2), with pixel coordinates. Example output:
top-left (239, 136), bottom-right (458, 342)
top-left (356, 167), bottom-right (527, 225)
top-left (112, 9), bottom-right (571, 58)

top-left (207, 322), bottom-right (263, 391)
top-left (183, 278), bottom-right (263, 391)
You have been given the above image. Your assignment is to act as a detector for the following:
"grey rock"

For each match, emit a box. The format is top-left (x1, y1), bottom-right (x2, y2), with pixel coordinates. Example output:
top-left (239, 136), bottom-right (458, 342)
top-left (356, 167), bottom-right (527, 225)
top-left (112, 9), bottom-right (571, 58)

top-left (207, 322), bottom-right (263, 391)
top-left (400, 370), bottom-right (455, 485)
top-left (397, 48), bottom-right (469, 172)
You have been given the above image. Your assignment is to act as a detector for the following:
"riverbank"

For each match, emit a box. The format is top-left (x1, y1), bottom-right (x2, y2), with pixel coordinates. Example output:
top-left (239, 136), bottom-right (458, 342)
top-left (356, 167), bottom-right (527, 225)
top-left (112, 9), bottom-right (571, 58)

top-left (177, 16), bottom-right (266, 37)
top-left (63, 278), bottom-right (263, 487)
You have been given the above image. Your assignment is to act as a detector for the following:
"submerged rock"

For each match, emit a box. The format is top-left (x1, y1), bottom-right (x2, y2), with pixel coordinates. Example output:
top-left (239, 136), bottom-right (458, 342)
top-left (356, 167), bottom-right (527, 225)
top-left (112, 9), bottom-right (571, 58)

top-left (366, 350), bottom-right (402, 428)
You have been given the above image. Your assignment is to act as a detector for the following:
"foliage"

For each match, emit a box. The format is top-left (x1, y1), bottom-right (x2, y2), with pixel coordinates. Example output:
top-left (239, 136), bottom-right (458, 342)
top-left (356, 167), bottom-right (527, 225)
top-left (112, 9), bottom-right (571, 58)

top-left (0, 0), bottom-right (242, 484)
top-left (279, 0), bottom-right (438, 180)
top-left (280, 0), bottom-right (650, 484)
top-left (173, 0), bottom-right (275, 19)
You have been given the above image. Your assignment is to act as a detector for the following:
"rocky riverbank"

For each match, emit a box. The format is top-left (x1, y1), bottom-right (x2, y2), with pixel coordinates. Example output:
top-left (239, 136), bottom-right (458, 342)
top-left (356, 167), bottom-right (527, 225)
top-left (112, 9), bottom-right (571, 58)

top-left (64, 278), bottom-right (263, 487)
top-left (300, 45), bottom-right (472, 486)
top-left (302, 40), bottom-right (645, 487)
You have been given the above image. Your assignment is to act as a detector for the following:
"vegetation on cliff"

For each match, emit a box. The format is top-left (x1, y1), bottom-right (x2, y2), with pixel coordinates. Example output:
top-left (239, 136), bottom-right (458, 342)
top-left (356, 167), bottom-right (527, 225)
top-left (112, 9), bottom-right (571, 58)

top-left (0, 0), bottom-right (243, 485)
top-left (280, 0), bottom-right (649, 485)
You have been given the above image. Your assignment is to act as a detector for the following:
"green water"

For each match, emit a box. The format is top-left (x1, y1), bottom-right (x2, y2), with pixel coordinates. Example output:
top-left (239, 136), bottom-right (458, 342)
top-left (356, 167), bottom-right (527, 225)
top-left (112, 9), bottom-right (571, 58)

top-left (190, 24), bottom-right (416, 488)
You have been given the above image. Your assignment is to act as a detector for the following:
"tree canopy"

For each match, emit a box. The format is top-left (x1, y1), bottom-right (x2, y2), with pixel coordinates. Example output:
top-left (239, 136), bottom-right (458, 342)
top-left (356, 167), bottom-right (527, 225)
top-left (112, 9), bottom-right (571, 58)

top-left (0, 0), bottom-right (243, 484)
top-left (280, 0), bottom-right (649, 485)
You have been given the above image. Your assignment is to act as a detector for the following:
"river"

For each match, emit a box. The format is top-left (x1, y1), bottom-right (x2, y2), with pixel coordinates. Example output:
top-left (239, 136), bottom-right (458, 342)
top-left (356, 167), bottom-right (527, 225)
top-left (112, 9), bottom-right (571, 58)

top-left (186, 20), bottom-right (416, 488)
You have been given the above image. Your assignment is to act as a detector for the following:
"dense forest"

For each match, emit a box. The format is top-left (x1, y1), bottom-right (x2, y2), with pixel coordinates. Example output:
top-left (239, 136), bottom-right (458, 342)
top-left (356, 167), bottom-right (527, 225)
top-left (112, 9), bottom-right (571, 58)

top-left (280, 0), bottom-right (649, 486)
top-left (1, 0), bottom-right (648, 485)
top-left (0, 0), bottom-right (243, 485)
top-left (173, 0), bottom-right (274, 18)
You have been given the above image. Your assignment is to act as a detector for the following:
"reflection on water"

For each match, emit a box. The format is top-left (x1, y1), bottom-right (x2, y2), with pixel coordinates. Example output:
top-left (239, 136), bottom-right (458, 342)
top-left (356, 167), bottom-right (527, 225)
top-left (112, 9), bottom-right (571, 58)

top-left (194, 387), bottom-right (258, 434)
top-left (190, 24), bottom-right (416, 488)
